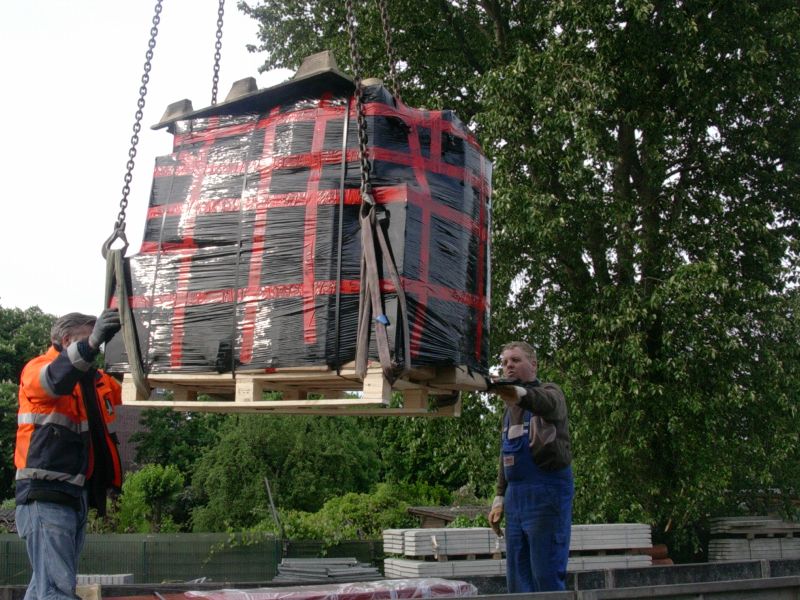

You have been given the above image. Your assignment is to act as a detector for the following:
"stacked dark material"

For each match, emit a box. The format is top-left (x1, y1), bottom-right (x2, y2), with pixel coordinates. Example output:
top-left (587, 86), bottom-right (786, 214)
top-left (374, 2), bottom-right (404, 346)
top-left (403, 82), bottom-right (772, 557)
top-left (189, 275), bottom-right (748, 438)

top-left (105, 66), bottom-right (491, 377)
top-left (271, 558), bottom-right (382, 584)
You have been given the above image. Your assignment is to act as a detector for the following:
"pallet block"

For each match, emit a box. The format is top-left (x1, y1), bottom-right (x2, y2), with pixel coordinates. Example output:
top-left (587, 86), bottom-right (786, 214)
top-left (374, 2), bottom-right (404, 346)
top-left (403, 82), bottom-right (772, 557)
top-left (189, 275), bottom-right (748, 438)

top-left (119, 363), bottom-right (476, 416)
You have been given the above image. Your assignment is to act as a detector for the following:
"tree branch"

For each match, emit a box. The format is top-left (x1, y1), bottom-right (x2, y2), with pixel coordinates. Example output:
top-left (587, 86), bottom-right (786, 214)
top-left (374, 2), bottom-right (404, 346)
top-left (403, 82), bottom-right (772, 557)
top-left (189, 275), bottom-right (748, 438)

top-left (614, 120), bottom-right (637, 286)
top-left (477, 0), bottom-right (509, 59)
top-left (438, 0), bottom-right (487, 74)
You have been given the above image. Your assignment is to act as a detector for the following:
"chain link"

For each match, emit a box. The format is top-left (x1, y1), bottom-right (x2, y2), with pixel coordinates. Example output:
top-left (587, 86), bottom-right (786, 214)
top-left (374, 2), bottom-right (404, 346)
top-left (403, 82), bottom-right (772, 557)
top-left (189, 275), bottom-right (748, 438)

top-left (376, 0), bottom-right (400, 101)
top-left (345, 0), bottom-right (372, 199)
top-left (211, 0), bottom-right (225, 105)
top-left (110, 0), bottom-right (163, 251)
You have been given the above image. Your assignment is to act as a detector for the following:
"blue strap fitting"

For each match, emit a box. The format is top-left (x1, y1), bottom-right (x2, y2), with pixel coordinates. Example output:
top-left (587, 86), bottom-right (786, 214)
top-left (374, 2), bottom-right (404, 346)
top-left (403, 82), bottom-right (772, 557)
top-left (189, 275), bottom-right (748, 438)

top-left (376, 314), bottom-right (390, 326)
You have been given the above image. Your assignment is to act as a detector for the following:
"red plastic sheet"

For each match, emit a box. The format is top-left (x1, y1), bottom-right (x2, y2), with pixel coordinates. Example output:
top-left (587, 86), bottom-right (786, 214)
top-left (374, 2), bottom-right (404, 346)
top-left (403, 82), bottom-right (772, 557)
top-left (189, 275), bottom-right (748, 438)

top-left (184, 578), bottom-right (478, 600)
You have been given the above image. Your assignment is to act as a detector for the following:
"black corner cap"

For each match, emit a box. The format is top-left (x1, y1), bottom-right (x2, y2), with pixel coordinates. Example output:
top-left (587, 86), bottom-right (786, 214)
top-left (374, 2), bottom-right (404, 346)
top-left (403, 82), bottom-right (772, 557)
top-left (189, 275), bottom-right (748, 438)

top-left (152, 50), bottom-right (355, 131)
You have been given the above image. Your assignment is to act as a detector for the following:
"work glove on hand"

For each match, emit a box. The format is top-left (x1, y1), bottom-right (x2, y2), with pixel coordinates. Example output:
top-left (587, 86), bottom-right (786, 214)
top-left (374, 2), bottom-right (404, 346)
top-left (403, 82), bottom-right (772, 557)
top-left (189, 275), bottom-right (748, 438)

top-left (89, 308), bottom-right (122, 349)
top-left (496, 385), bottom-right (527, 407)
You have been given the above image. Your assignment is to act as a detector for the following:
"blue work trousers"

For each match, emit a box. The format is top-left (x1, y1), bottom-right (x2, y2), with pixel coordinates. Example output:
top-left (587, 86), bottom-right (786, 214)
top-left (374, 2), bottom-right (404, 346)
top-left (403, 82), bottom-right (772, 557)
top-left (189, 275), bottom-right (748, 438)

top-left (504, 475), bottom-right (573, 593)
top-left (15, 494), bottom-right (88, 600)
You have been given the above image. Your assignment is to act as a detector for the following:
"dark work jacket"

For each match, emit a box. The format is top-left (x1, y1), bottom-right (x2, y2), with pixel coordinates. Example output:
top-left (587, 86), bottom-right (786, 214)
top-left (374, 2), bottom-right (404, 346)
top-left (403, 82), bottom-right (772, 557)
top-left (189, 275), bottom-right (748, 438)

top-left (495, 380), bottom-right (572, 497)
top-left (15, 344), bottom-right (122, 513)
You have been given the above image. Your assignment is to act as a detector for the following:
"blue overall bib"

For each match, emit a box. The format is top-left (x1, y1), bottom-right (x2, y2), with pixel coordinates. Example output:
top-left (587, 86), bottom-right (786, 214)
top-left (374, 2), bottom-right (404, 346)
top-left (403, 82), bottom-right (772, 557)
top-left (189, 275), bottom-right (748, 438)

top-left (503, 409), bottom-right (574, 593)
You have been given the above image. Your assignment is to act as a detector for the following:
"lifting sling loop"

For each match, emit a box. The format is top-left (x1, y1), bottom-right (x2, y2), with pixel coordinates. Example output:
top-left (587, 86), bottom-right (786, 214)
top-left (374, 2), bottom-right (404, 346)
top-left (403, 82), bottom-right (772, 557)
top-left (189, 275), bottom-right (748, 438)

top-left (346, 0), bottom-right (410, 384)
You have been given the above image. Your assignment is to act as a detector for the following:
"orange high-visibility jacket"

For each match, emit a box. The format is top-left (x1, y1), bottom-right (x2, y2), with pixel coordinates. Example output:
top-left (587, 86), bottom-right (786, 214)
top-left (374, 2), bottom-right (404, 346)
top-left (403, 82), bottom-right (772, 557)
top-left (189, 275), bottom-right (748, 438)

top-left (15, 345), bottom-right (122, 506)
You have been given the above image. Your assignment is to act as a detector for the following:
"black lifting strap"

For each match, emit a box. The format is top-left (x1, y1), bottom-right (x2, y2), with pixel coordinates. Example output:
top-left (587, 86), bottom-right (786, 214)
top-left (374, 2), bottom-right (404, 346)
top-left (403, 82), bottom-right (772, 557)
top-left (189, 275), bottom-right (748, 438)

top-left (355, 200), bottom-right (411, 384)
top-left (105, 249), bottom-right (150, 400)
top-left (347, 0), bottom-right (409, 385)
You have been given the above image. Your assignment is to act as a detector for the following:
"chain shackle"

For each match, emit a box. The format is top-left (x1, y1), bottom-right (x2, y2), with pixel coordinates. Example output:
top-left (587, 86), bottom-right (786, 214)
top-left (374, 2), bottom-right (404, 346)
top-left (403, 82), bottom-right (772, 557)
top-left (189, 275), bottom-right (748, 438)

top-left (105, 0), bottom-right (163, 258)
top-left (376, 0), bottom-right (400, 101)
top-left (345, 0), bottom-right (373, 203)
top-left (211, 0), bottom-right (225, 105)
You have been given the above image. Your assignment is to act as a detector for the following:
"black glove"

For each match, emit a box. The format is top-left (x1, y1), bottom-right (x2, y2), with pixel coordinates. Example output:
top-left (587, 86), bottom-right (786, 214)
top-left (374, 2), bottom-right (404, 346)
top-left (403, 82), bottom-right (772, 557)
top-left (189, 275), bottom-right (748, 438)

top-left (89, 308), bottom-right (121, 349)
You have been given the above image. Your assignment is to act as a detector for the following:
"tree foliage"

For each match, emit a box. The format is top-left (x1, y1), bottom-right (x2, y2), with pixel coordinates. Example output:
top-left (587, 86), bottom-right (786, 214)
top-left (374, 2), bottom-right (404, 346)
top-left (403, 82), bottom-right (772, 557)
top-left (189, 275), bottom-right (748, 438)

top-left (0, 305), bottom-right (54, 383)
top-left (257, 481), bottom-right (450, 545)
top-left (479, 1), bottom-right (800, 557)
top-left (241, 0), bottom-right (800, 559)
top-left (368, 393), bottom-right (500, 497)
top-left (0, 382), bottom-right (18, 501)
top-left (0, 305), bottom-right (55, 501)
top-left (191, 415), bottom-right (382, 531)
top-left (131, 408), bottom-right (227, 479)
top-left (117, 463), bottom-right (185, 533)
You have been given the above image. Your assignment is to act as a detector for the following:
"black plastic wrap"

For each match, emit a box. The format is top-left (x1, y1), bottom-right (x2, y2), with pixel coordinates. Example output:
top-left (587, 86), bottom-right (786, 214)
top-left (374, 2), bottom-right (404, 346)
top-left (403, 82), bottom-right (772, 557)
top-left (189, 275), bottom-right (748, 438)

top-left (105, 82), bottom-right (492, 375)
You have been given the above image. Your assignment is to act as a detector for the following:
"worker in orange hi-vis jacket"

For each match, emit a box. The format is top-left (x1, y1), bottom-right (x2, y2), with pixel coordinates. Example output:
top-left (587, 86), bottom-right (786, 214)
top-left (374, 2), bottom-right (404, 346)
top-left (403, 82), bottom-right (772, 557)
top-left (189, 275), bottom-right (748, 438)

top-left (14, 309), bottom-right (123, 600)
top-left (488, 341), bottom-right (574, 594)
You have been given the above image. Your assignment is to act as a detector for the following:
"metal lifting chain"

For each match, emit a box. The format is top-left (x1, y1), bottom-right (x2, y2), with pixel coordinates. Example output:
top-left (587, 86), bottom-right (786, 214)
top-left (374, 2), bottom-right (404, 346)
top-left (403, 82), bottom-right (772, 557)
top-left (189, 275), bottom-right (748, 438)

top-left (346, 0), bottom-right (411, 384)
top-left (345, 0), bottom-right (372, 201)
top-left (376, 0), bottom-right (401, 101)
top-left (103, 0), bottom-right (164, 258)
top-left (210, 0), bottom-right (225, 105)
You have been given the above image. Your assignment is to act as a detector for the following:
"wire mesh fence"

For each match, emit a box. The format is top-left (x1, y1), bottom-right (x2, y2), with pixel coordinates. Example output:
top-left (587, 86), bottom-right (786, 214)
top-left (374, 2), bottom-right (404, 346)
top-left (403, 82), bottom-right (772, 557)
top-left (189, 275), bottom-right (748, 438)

top-left (1, 534), bottom-right (383, 585)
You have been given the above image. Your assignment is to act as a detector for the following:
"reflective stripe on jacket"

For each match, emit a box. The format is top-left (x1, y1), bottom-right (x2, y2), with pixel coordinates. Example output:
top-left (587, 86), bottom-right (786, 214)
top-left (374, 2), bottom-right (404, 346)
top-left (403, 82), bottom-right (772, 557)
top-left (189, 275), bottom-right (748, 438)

top-left (15, 346), bottom-right (122, 504)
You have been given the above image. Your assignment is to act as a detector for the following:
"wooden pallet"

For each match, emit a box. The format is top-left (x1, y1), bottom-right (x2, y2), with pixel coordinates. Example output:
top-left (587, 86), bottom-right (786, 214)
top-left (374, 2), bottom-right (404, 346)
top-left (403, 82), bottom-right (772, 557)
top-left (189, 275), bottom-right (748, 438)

top-left (119, 363), bottom-right (487, 416)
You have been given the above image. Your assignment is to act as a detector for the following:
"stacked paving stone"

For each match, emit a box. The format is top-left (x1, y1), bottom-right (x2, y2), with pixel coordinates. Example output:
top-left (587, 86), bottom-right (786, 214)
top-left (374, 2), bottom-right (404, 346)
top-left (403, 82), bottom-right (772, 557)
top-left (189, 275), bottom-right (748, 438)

top-left (709, 517), bottom-right (800, 561)
top-left (271, 558), bottom-right (383, 583)
top-left (383, 524), bottom-right (654, 578)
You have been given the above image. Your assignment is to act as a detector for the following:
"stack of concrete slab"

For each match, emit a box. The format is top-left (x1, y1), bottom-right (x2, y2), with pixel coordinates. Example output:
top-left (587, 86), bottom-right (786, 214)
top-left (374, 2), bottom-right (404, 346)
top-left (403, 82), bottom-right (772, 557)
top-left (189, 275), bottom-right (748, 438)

top-left (382, 529), bottom-right (407, 555)
top-left (384, 557), bottom-right (506, 578)
top-left (76, 574), bottom-right (134, 585)
top-left (403, 527), bottom-right (506, 557)
top-left (570, 523), bottom-right (651, 551)
top-left (383, 528), bottom-right (504, 578)
top-left (568, 524), bottom-right (653, 571)
top-left (709, 517), bottom-right (800, 561)
top-left (271, 558), bottom-right (383, 583)
top-left (382, 524), bottom-right (654, 578)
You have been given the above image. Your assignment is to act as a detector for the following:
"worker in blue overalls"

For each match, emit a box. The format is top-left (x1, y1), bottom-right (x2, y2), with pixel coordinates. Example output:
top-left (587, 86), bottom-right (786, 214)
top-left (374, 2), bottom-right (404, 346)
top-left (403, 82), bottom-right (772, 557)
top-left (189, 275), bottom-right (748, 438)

top-left (488, 341), bottom-right (574, 593)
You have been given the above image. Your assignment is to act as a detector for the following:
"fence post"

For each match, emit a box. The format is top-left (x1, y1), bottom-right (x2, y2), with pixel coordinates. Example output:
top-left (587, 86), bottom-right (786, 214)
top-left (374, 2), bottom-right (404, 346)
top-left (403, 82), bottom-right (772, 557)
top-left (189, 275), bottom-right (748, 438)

top-left (143, 538), bottom-right (148, 583)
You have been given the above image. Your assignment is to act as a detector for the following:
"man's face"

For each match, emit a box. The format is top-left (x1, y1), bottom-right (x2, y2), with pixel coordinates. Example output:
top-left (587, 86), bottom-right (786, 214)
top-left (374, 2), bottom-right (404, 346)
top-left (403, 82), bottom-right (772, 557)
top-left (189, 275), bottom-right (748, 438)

top-left (61, 325), bottom-right (93, 348)
top-left (500, 346), bottom-right (537, 382)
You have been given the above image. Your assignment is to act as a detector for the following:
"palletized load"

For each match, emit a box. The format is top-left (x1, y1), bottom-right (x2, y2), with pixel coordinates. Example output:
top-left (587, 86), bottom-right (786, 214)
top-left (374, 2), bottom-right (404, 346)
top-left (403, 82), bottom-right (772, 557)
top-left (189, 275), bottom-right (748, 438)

top-left (105, 53), bottom-right (491, 388)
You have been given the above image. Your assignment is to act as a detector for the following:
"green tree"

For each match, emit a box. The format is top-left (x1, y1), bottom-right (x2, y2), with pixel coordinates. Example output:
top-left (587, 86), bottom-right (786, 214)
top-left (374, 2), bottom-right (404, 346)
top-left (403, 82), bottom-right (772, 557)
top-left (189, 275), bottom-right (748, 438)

top-left (117, 463), bottom-right (185, 532)
top-left (276, 481), bottom-right (447, 544)
top-left (129, 407), bottom-right (228, 529)
top-left (0, 305), bottom-right (55, 382)
top-left (243, 0), bottom-right (800, 559)
top-left (191, 415), bottom-right (381, 531)
top-left (479, 1), bottom-right (800, 558)
top-left (0, 382), bottom-right (18, 501)
top-left (0, 305), bottom-right (55, 500)
top-left (131, 408), bottom-right (227, 479)
top-left (368, 394), bottom-right (500, 497)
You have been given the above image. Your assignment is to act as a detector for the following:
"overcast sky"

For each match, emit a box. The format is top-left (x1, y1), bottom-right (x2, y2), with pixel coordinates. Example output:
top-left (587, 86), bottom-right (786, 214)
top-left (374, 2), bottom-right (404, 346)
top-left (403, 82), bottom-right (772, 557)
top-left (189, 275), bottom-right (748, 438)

top-left (0, 1), bottom-right (290, 318)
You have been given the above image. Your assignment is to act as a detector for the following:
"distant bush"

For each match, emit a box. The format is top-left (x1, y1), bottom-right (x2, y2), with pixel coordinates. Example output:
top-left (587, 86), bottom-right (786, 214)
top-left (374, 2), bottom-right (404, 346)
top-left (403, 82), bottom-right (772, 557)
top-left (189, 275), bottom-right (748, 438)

top-left (253, 481), bottom-right (452, 545)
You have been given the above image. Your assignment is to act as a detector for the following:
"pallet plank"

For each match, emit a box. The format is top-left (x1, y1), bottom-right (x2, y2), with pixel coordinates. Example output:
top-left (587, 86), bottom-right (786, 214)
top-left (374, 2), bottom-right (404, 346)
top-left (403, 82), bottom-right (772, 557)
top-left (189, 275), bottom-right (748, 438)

top-left (119, 363), bottom-right (481, 415)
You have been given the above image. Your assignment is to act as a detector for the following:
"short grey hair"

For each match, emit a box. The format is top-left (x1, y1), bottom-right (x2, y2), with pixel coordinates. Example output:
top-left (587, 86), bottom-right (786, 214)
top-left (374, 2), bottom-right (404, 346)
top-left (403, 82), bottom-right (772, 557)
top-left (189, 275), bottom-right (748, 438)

top-left (501, 341), bottom-right (537, 363)
top-left (51, 312), bottom-right (96, 346)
